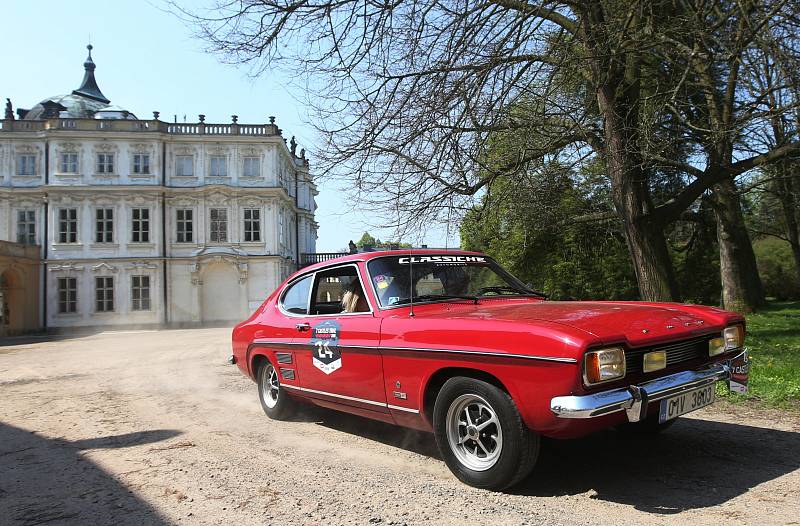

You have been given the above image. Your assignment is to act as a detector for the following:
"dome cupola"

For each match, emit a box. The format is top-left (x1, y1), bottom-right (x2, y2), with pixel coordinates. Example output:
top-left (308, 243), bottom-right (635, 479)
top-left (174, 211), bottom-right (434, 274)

top-left (20, 45), bottom-right (136, 120)
top-left (72, 44), bottom-right (110, 104)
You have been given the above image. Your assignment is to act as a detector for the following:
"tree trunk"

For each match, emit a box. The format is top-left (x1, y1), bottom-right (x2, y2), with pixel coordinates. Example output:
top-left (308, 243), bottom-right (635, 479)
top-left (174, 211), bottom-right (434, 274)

top-left (596, 87), bottom-right (680, 302)
top-left (581, 4), bottom-right (679, 302)
top-left (619, 214), bottom-right (680, 301)
top-left (710, 178), bottom-right (765, 312)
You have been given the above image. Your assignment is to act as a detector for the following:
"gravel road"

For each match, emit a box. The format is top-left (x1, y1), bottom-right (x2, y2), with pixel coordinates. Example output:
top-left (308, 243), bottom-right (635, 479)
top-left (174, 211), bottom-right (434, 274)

top-left (1, 328), bottom-right (798, 525)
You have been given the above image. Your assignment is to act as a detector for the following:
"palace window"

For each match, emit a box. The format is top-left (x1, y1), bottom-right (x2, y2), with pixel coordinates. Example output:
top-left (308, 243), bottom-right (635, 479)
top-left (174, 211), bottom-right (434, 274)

top-left (95, 276), bottom-right (114, 312)
top-left (176, 155), bottom-right (193, 176)
top-left (133, 153), bottom-right (151, 175)
top-left (96, 153), bottom-right (115, 174)
top-left (59, 153), bottom-right (78, 174)
top-left (16, 210), bottom-right (36, 245)
top-left (58, 208), bottom-right (78, 243)
top-left (176, 209), bottom-right (193, 243)
top-left (209, 208), bottom-right (228, 243)
top-left (243, 157), bottom-right (260, 177)
top-left (209, 156), bottom-right (227, 177)
top-left (16, 154), bottom-right (36, 176)
top-left (131, 275), bottom-right (151, 311)
top-left (58, 277), bottom-right (77, 314)
top-left (95, 208), bottom-right (114, 243)
top-left (131, 208), bottom-right (150, 243)
top-left (243, 208), bottom-right (261, 242)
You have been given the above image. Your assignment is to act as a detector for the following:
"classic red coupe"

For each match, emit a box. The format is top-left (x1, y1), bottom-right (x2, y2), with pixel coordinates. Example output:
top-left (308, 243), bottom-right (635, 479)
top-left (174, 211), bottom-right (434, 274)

top-left (230, 250), bottom-right (749, 490)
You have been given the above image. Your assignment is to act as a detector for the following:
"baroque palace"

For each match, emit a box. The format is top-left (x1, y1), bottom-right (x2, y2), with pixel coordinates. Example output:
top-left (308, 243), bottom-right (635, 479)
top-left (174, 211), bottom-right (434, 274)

top-left (0, 46), bottom-right (317, 333)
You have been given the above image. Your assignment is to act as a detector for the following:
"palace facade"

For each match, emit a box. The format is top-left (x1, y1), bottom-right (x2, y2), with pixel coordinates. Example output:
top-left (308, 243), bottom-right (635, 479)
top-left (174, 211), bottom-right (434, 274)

top-left (0, 46), bottom-right (317, 330)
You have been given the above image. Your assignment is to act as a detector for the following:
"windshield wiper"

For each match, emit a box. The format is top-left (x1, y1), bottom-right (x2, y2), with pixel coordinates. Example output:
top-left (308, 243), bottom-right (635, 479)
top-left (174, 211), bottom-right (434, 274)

top-left (477, 286), bottom-right (548, 299)
top-left (392, 293), bottom-right (479, 306)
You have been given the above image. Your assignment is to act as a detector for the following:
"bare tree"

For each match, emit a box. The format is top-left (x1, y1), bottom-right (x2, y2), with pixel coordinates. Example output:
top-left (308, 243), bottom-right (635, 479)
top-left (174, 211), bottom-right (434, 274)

top-left (179, 0), bottom-right (800, 303)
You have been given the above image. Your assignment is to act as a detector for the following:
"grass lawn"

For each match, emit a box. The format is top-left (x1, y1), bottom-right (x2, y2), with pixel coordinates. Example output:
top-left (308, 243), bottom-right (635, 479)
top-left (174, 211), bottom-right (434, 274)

top-left (718, 301), bottom-right (800, 408)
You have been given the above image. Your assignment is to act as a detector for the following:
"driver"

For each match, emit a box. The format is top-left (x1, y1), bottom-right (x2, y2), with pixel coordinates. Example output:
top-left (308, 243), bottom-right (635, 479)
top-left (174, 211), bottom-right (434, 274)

top-left (341, 279), bottom-right (369, 313)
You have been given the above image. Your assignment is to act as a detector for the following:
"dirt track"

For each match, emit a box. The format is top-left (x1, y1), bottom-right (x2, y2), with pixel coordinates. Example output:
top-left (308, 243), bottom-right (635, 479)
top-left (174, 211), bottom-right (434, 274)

top-left (1, 328), bottom-right (798, 525)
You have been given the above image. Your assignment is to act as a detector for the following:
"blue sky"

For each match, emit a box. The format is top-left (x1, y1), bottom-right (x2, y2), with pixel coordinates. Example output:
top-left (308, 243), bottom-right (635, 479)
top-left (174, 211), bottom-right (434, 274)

top-left (2, 0), bottom-right (456, 251)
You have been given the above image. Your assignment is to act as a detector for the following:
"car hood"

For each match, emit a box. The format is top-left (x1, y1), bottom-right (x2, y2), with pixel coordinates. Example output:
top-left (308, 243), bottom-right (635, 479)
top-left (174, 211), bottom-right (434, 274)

top-left (409, 299), bottom-right (730, 347)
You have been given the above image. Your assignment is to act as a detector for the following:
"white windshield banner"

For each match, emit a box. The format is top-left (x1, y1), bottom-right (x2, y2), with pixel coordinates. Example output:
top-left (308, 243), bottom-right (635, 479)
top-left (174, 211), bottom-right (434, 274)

top-left (397, 255), bottom-right (487, 265)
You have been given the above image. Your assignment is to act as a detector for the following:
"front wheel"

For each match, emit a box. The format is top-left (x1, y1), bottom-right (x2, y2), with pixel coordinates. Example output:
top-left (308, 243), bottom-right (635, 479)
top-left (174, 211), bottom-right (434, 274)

top-left (257, 360), bottom-right (296, 420)
top-left (433, 377), bottom-right (539, 490)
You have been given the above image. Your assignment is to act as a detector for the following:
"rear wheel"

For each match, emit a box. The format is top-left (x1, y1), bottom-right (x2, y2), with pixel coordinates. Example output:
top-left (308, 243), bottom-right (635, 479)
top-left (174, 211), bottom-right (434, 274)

top-left (433, 377), bottom-right (539, 490)
top-left (257, 360), bottom-right (296, 420)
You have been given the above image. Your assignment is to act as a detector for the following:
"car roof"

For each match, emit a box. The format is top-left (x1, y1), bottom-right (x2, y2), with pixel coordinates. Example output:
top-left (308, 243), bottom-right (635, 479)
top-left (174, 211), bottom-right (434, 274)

top-left (291, 249), bottom-right (488, 277)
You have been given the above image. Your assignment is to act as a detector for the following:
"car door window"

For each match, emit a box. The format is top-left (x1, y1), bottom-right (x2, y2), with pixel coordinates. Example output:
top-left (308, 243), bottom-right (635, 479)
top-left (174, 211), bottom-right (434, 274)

top-left (281, 275), bottom-right (313, 314)
top-left (311, 266), bottom-right (370, 315)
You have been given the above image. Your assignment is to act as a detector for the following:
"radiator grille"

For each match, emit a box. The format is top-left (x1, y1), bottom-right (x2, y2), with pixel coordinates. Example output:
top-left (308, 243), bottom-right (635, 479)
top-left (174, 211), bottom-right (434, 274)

top-left (625, 335), bottom-right (713, 375)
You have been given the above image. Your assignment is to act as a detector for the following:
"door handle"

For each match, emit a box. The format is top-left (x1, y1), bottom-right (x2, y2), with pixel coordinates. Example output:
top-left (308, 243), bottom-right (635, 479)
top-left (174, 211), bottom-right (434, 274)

top-left (295, 323), bottom-right (311, 332)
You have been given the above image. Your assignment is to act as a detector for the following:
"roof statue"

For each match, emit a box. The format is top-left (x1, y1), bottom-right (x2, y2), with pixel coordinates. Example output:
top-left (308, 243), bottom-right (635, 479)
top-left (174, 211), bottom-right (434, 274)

top-left (4, 98), bottom-right (12, 120)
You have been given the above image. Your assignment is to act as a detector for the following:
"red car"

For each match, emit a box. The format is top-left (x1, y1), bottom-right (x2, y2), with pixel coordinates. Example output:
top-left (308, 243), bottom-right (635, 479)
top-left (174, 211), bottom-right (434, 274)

top-left (230, 250), bottom-right (749, 490)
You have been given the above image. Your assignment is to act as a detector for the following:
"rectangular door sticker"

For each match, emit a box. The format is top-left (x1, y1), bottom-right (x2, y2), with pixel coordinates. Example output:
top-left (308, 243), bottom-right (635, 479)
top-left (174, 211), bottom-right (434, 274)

top-left (312, 320), bottom-right (342, 375)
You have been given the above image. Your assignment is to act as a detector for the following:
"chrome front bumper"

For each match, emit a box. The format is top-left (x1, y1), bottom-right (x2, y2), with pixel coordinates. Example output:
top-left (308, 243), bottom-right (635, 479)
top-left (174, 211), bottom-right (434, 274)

top-left (550, 355), bottom-right (740, 423)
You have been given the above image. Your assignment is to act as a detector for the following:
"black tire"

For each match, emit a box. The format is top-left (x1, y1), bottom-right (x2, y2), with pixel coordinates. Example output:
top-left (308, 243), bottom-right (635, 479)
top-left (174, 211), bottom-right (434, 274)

top-left (257, 359), bottom-right (296, 420)
top-left (432, 377), bottom-right (539, 491)
top-left (616, 410), bottom-right (677, 435)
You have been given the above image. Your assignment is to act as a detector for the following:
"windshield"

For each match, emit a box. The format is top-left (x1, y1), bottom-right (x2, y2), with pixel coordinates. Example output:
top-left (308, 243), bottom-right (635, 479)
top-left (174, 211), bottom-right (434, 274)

top-left (366, 254), bottom-right (541, 307)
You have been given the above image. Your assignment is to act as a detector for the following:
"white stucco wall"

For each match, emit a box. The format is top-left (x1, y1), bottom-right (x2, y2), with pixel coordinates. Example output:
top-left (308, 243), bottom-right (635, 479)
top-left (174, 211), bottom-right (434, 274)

top-left (0, 123), bottom-right (317, 328)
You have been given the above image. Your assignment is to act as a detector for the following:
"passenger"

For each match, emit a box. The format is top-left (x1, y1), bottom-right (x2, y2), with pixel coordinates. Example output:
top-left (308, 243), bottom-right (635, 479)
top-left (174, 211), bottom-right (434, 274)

top-left (341, 280), bottom-right (369, 313)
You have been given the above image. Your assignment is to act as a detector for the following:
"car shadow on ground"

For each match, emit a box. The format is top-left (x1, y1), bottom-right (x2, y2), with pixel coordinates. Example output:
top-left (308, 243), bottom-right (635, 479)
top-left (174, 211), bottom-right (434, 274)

top-left (303, 406), bottom-right (442, 459)
top-left (0, 422), bottom-right (181, 525)
top-left (513, 417), bottom-right (800, 513)
top-left (306, 408), bottom-right (798, 512)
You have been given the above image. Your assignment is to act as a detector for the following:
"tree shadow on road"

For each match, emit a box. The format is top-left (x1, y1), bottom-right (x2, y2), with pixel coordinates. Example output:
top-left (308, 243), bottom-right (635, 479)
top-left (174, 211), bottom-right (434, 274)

top-left (512, 417), bottom-right (800, 513)
top-left (0, 422), bottom-right (181, 525)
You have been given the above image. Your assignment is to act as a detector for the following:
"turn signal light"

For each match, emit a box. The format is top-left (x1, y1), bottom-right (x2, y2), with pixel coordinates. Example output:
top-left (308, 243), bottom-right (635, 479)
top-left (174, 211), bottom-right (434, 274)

top-left (643, 350), bottom-right (667, 373)
top-left (709, 337), bottom-right (725, 357)
top-left (584, 347), bottom-right (626, 385)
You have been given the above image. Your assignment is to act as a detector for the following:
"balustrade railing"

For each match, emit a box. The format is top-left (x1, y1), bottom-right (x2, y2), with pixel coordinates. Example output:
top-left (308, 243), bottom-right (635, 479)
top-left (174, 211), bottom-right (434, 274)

top-left (300, 252), bottom-right (348, 268)
top-left (1, 118), bottom-right (280, 136)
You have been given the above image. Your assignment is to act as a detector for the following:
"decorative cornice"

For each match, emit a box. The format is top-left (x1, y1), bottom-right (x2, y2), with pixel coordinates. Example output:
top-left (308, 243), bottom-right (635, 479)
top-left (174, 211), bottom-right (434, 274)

top-left (126, 261), bottom-right (158, 270)
top-left (174, 146), bottom-right (196, 156)
top-left (58, 142), bottom-right (80, 153)
top-left (49, 263), bottom-right (85, 272)
top-left (90, 262), bottom-right (118, 273)
top-left (14, 144), bottom-right (39, 154)
top-left (94, 142), bottom-right (118, 152)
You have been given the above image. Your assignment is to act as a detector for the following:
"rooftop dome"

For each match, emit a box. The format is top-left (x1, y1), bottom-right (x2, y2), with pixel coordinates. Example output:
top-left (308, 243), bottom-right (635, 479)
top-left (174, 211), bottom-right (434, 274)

top-left (22, 45), bottom-right (136, 120)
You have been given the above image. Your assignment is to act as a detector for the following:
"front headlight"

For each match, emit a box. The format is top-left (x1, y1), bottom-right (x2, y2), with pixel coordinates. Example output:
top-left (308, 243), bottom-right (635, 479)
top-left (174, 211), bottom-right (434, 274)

top-left (584, 347), bottom-right (626, 385)
top-left (723, 325), bottom-right (744, 350)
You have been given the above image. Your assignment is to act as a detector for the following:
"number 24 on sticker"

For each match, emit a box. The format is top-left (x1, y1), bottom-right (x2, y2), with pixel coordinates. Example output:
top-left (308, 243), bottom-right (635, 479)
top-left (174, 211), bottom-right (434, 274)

top-left (315, 340), bottom-right (333, 359)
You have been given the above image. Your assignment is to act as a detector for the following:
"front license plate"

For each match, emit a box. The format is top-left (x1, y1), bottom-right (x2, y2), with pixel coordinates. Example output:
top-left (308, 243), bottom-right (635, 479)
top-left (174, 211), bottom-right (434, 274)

top-left (658, 385), bottom-right (716, 423)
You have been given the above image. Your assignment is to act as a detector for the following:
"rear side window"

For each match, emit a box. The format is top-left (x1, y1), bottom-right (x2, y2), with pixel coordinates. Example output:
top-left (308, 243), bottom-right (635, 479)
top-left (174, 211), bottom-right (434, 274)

top-left (281, 275), bottom-right (312, 314)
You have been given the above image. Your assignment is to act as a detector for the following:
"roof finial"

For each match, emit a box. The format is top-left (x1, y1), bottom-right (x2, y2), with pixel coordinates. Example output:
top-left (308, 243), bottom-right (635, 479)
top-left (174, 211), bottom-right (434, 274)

top-left (73, 43), bottom-right (110, 104)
